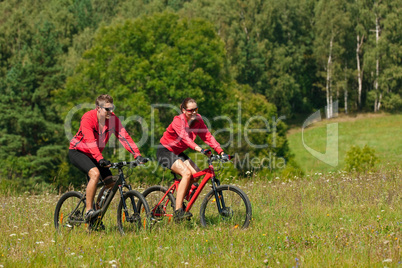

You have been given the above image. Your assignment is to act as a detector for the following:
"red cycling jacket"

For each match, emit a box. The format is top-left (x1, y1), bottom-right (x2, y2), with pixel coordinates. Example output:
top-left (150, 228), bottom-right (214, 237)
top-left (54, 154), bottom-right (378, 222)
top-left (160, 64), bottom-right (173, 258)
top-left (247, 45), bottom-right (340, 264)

top-left (69, 109), bottom-right (141, 162)
top-left (160, 113), bottom-right (223, 155)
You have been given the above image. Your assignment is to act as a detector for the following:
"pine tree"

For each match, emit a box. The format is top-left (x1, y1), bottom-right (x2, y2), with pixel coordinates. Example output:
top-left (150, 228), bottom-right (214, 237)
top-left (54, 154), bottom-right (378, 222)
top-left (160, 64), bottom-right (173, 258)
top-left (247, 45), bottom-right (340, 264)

top-left (0, 20), bottom-right (65, 188)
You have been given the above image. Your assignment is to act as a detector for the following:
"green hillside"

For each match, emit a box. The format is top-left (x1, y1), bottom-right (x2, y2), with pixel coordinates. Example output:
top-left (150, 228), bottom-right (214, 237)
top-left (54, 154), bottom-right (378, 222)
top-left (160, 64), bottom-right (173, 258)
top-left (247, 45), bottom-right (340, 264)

top-left (287, 113), bottom-right (402, 173)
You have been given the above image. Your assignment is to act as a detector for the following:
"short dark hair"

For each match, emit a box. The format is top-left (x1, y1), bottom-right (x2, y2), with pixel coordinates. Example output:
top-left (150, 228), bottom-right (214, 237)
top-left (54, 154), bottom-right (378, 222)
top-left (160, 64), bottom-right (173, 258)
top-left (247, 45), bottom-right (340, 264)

top-left (180, 98), bottom-right (196, 111)
top-left (96, 94), bottom-right (113, 106)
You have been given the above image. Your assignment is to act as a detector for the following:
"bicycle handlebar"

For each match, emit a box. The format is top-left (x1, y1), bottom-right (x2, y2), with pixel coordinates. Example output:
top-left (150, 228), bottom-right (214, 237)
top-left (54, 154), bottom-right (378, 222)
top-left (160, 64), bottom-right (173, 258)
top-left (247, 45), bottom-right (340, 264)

top-left (110, 158), bottom-right (150, 169)
top-left (209, 154), bottom-right (234, 163)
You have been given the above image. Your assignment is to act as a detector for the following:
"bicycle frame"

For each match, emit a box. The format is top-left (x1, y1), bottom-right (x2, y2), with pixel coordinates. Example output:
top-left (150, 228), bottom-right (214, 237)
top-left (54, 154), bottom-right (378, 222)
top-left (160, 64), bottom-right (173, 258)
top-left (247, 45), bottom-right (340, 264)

top-left (91, 166), bottom-right (133, 222)
top-left (74, 162), bottom-right (137, 225)
top-left (153, 157), bottom-right (226, 217)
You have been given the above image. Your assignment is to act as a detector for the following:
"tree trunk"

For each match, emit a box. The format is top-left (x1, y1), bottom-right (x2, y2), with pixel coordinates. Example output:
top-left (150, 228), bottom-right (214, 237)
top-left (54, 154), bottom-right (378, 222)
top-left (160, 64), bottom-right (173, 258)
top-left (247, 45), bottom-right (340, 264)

top-left (326, 36), bottom-right (334, 119)
top-left (374, 15), bottom-right (380, 112)
top-left (344, 65), bottom-right (348, 114)
top-left (377, 92), bottom-right (382, 111)
top-left (336, 82), bottom-right (339, 102)
top-left (344, 88), bottom-right (348, 114)
top-left (356, 34), bottom-right (364, 110)
top-left (239, 10), bottom-right (250, 41)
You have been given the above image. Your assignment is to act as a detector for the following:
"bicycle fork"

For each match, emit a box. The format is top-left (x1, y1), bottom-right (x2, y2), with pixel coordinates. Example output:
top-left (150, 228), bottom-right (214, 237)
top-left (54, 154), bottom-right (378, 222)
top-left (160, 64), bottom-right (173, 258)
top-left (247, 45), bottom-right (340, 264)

top-left (211, 177), bottom-right (227, 216)
top-left (118, 185), bottom-right (140, 223)
top-left (115, 172), bottom-right (138, 223)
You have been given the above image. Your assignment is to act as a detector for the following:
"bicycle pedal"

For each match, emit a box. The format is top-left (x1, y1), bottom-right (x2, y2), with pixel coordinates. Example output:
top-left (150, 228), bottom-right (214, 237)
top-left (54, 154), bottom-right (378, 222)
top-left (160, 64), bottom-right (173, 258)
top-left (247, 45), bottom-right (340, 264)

top-left (150, 217), bottom-right (160, 223)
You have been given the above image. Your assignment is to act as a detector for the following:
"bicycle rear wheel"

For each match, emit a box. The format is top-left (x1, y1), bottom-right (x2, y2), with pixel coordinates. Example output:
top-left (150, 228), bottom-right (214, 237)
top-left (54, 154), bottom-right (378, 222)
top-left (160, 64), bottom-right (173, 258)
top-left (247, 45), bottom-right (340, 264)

top-left (54, 191), bottom-right (86, 233)
top-left (141, 186), bottom-right (176, 224)
top-left (200, 185), bottom-right (252, 229)
top-left (117, 190), bottom-right (150, 235)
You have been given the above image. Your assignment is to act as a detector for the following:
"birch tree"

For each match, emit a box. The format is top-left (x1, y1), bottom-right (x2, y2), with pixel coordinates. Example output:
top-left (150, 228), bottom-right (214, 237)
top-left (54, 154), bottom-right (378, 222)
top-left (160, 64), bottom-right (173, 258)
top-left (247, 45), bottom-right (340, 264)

top-left (373, 12), bottom-right (382, 112)
top-left (348, 0), bottom-right (374, 110)
top-left (375, 0), bottom-right (402, 112)
top-left (364, 1), bottom-right (384, 112)
top-left (313, 0), bottom-right (351, 118)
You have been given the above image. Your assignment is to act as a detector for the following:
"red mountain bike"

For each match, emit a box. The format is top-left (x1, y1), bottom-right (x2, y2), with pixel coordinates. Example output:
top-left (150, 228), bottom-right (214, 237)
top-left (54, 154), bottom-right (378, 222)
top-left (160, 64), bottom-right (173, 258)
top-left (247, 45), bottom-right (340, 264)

top-left (141, 154), bottom-right (252, 229)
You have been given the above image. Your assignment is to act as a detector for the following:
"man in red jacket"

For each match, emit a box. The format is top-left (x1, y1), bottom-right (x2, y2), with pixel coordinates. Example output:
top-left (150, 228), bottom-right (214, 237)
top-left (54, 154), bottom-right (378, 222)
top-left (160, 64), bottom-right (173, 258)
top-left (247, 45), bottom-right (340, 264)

top-left (69, 94), bottom-right (144, 221)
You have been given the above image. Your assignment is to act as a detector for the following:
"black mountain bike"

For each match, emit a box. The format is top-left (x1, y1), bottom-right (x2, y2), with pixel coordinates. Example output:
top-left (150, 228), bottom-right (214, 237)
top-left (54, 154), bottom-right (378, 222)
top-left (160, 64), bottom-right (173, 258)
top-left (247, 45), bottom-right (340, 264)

top-left (54, 158), bottom-right (151, 234)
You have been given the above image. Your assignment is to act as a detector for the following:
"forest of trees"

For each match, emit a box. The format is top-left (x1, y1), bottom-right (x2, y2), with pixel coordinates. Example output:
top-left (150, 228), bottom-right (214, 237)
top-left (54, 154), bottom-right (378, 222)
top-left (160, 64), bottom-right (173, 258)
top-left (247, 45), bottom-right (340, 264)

top-left (0, 0), bottom-right (401, 191)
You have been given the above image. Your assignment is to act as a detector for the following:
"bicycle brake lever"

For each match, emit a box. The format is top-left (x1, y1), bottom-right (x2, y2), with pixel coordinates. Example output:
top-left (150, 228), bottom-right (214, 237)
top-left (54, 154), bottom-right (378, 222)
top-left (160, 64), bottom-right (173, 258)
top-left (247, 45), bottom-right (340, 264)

top-left (130, 157), bottom-right (150, 168)
top-left (110, 163), bottom-right (118, 169)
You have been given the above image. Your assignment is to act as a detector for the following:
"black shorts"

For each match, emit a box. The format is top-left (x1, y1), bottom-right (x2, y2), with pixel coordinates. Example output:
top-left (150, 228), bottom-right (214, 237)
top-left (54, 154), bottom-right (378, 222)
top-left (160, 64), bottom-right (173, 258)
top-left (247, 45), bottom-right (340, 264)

top-left (156, 144), bottom-right (190, 169)
top-left (69, 149), bottom-right (112, 181)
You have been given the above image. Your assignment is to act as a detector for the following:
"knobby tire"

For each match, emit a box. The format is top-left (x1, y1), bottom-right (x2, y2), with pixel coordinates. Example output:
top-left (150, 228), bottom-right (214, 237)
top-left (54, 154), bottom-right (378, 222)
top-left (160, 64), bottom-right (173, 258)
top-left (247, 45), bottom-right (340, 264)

top-left (199, 185), bottom-right (252, 229)
top-left (117, 190), bottom-right (151, 235)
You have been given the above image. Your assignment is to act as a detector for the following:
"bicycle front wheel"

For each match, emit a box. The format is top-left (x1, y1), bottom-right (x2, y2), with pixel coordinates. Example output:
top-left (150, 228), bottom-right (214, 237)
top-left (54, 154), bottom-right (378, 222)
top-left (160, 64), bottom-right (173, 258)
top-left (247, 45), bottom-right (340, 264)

top-left (54, 191), bottom-right (86, 233)
top-left (117, 190), bottom-right (150, 235)
top-left (200, 185), bottom-right (252, 229)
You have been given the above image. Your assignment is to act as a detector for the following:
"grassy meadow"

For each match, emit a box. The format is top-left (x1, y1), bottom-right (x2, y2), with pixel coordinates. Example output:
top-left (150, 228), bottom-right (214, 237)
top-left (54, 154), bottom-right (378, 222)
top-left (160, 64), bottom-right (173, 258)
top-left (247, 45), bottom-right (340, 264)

top-left (287, 113), bottom-right (402, 173)
top-left (1, 166), bottom-right (400, 267)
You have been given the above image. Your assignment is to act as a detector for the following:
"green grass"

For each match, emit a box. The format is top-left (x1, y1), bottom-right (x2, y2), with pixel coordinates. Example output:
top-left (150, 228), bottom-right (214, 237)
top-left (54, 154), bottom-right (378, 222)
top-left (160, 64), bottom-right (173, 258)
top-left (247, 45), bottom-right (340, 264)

top-left (287, 113), bottom-right (402, 173)
top-left (1, 167), bottom-right (401, 267)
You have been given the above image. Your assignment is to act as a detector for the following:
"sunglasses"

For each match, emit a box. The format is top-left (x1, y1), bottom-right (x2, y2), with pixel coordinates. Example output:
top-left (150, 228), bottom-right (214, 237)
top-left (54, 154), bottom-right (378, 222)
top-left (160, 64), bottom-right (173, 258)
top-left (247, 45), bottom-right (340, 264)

top-left (100, 105), bottom-right (115, 112)
top-left (185, 107), bottom-right (198, 113)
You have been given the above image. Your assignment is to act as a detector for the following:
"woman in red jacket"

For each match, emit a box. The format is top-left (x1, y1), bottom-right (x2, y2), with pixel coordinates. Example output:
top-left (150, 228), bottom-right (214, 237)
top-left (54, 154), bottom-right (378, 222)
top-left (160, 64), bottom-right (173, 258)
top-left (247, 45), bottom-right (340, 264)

top-left (157, 98), bottom-right (228, 221)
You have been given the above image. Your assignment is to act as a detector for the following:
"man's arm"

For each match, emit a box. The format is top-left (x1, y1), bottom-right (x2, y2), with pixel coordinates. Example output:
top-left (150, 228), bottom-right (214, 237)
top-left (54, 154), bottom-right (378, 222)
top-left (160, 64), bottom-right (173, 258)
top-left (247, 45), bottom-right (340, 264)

top-left (114, 117), bottom-right (141, 158)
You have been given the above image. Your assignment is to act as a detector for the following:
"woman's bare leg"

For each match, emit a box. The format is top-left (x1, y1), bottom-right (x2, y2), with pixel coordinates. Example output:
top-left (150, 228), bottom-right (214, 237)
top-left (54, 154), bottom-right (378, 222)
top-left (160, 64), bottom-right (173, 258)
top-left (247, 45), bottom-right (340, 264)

top-left (171, 159), bottom-right (193, 211)
top-left (183, 159), bottom-right (201, 184)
